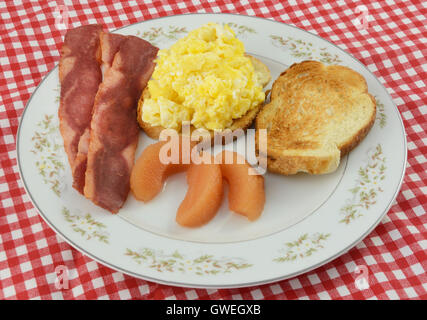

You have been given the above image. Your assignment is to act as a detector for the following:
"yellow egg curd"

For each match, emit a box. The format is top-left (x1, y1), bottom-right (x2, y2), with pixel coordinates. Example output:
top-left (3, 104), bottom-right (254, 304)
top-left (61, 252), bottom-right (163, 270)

top-left (141, 22), bottom-right (265, 131)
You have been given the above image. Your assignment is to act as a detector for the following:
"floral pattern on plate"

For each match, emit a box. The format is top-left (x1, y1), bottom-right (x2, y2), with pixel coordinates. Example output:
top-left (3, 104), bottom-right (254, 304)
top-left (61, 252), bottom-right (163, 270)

top-left (270, 35), bottom-right (342, 64)
top-left (274, 233), bottom-right (331, 262)
top-left (31, 114), bottom-right (65, 197)
top-left (136, 26), bottom-right (188, 45)
top-left (62, 207), bottom-right (109, 243)
top-left (225, 22), bottom-right (256, 36)
top-left (125, 248), bottom-right (252, 275)
top-left (340, 144), bottom-right (386, 224)
top-left (375, 97), bottom-right (387, 128)
top-left (135, 22), bottom-right (256, 46)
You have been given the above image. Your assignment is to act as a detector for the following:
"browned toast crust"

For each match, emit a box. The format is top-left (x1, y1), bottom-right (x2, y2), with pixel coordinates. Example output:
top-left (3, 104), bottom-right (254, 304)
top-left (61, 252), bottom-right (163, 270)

top-left (256, 60), bottom-right (376, 175)
top-left (338, 94), bottom-right (376, 157)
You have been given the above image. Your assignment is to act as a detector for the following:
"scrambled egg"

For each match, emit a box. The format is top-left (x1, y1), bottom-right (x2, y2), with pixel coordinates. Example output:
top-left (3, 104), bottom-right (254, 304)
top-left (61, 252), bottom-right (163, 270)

top-left (142, 23), bottom-right (265, 130)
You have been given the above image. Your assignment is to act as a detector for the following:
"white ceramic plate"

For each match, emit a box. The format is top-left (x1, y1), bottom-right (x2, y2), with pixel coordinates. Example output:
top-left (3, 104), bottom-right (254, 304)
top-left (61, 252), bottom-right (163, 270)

top-left (17, 14), bottom-right (406, 288)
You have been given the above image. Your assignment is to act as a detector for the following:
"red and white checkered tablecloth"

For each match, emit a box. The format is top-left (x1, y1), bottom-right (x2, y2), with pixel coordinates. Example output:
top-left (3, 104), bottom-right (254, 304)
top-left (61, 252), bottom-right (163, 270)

top-left (0, 0), bottom-right (426, 300)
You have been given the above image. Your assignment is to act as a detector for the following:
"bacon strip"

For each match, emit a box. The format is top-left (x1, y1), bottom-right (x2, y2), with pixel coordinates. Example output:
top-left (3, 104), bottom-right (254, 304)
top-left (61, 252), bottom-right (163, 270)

top-left (72, 32), bottom-right (125, 193)
top-left (58, 25), bottom-right (103, 194)
top-left (84, 35), bottom-right (158, 213)
top-left (100, 32), bottom-right (126, 68)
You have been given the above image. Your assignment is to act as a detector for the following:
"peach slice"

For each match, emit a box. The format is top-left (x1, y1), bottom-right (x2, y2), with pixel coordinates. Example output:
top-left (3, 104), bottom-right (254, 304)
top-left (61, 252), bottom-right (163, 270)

top-left (216, 151), bottom-right (265, 221)
top-left (176, 160), bottom-right (223, 228)
top-left (130, 141), bottom-right (191, 202)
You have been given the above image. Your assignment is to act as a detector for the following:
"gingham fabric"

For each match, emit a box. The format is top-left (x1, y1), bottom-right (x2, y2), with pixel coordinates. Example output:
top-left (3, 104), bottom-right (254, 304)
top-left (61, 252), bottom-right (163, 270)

top-left (0, 0), bottom-right (426, 300)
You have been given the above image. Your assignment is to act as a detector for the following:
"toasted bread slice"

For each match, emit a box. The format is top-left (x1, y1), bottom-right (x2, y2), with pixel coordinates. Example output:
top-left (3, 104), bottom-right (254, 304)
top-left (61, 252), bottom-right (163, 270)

top-left (256, 60), bottom-right (376, 175)
top-left (137, 55), bottom-right (271, 143)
